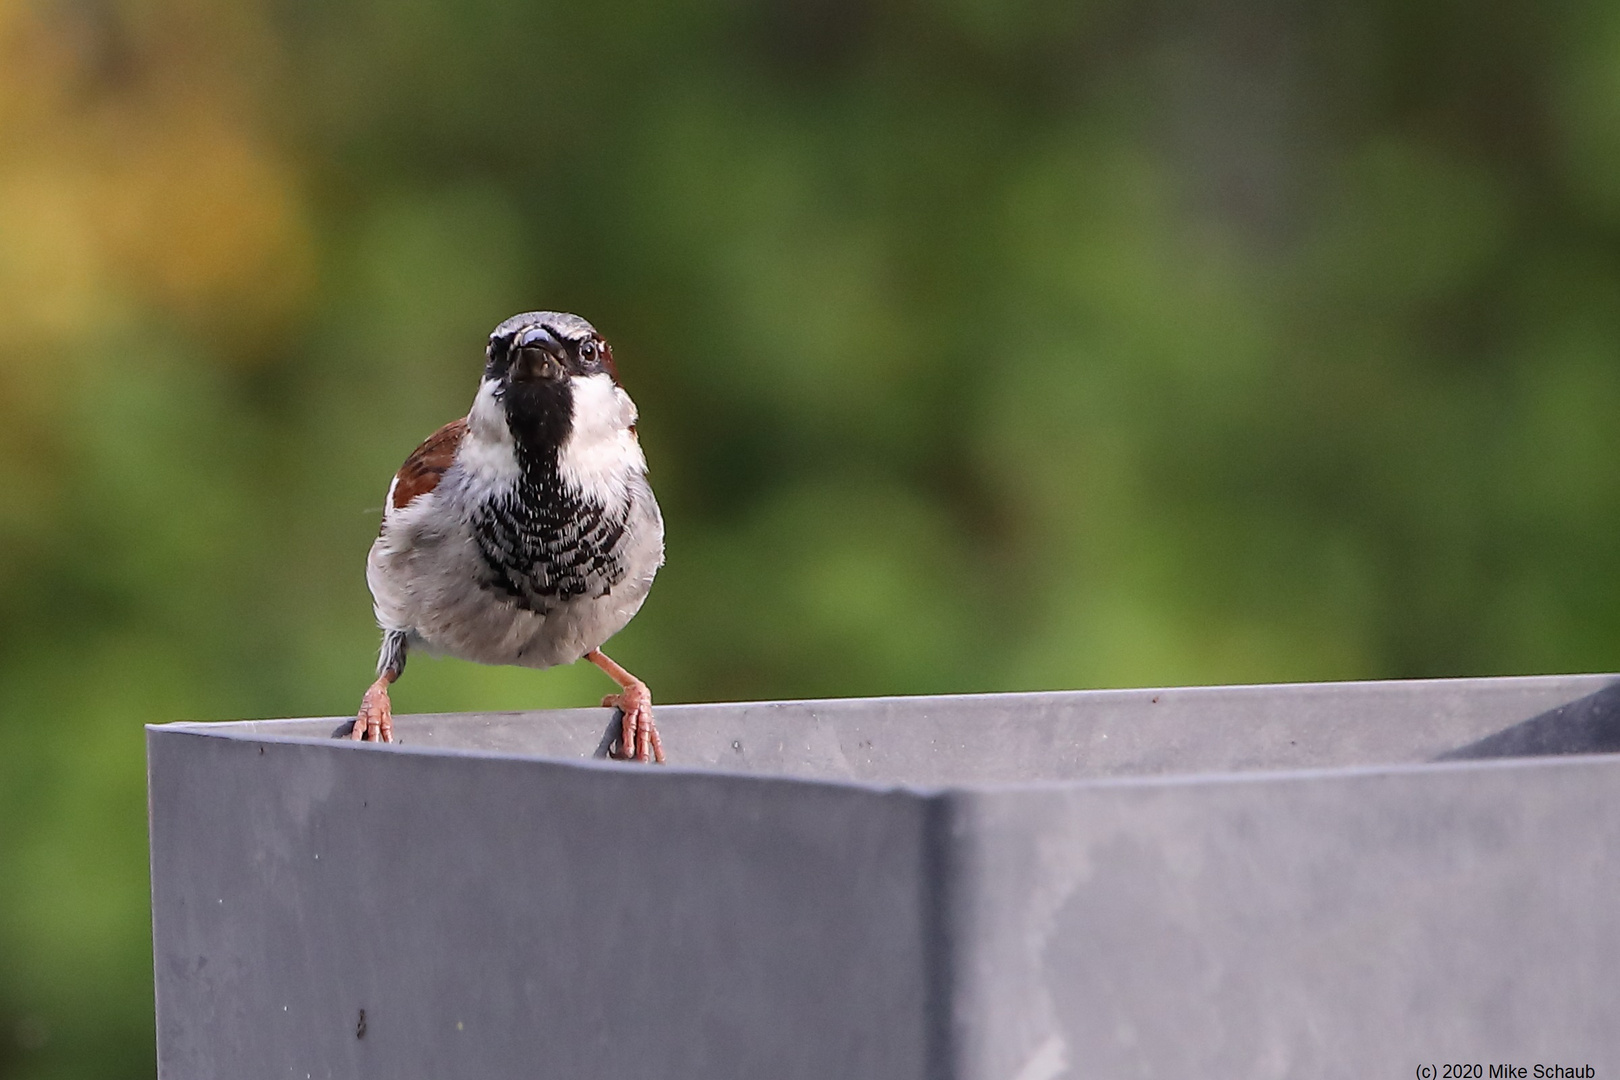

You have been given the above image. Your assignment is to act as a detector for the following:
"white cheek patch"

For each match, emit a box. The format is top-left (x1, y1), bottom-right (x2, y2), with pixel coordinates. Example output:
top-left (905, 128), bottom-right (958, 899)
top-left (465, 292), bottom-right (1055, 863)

top-left (459, 378), bottom-right (522, 492)
top-left (558, 372), bottom-right (646, 504)
top-left (466, 378), bottom-right (514, 446)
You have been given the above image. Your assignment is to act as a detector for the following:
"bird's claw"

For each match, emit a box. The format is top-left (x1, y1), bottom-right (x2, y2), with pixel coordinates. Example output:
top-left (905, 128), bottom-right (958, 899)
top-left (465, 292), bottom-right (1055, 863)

top-left (603, 683), bottom-right (663, 764)
top-left (352, 677), bottom-right (394, 743)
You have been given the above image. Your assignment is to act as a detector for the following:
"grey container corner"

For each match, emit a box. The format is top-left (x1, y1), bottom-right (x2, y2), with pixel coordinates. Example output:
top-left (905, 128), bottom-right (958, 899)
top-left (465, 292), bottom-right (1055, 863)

top-left (147, 674), bottom-right (1620, 1080)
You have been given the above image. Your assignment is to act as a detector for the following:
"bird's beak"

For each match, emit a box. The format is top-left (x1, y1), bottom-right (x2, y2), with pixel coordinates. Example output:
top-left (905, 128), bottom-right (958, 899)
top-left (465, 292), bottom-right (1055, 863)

top-left (516, 325), bottom-right (566, 357)
top-left (513, 325), bottom-right (567, 379)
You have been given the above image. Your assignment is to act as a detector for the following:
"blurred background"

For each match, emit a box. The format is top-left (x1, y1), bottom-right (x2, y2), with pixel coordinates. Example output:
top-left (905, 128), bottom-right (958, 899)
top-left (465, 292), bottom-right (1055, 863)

top-left (5, 0), bottom-right (1620, 1074)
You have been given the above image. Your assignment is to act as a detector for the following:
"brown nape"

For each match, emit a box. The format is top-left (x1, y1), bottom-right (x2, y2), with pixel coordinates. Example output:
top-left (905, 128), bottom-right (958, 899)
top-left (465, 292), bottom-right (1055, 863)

top-left (597, 336), bottom-right (621, 385)
top-left (598, 338), bottom-right (634, 435)
top-left (392, 418), bottom-right (469, 510)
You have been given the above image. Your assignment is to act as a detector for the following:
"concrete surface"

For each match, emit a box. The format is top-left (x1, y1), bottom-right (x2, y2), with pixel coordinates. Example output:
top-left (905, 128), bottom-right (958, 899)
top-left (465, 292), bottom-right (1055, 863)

top-left (148, 674), bottom-right (1620, 1079)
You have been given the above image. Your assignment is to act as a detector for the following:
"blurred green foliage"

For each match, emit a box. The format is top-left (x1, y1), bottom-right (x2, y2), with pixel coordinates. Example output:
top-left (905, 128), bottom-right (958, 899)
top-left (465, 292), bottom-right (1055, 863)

top-left (6, 0), bottom-right (1620, 1074)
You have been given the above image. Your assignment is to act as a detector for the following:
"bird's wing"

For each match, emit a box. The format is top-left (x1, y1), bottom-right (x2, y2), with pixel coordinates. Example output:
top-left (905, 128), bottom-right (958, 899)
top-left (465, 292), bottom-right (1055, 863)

top-left (389, 418), bottom-right (469, 511)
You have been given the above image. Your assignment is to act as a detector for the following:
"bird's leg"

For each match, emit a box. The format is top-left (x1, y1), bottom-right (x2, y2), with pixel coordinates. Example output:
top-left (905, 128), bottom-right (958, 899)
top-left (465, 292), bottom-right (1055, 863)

top-left (352, 630), bottom-right (407, 743)
top-left (587, 649), bottom-right (663, 764)
top-left (352, 674), bottom-right (395, 742)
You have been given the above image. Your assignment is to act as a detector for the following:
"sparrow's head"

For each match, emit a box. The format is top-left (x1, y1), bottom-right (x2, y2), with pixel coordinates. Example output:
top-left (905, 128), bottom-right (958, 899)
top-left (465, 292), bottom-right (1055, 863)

top-left (485, 310), bottom-right (617, 388)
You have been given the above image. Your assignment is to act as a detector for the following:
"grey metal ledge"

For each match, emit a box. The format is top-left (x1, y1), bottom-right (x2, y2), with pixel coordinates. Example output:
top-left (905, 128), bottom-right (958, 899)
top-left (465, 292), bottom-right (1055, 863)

top-left (149, 674), bottom-right (1620, 1079)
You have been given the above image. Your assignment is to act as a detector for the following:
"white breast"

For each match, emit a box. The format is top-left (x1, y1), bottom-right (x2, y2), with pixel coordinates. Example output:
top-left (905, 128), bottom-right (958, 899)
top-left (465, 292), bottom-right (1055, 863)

top-left (558, 372), bottom-right (647, 504)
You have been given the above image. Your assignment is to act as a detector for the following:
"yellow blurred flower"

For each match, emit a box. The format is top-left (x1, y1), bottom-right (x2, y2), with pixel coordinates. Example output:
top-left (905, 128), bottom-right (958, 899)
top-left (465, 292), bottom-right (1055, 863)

top-left (0, 0), bottom-right (313, 359)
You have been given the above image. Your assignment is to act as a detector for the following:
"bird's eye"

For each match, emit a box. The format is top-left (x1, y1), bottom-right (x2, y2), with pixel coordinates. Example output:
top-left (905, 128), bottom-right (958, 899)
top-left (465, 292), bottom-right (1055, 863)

top-left (580, 341), bottom-right (598, 362)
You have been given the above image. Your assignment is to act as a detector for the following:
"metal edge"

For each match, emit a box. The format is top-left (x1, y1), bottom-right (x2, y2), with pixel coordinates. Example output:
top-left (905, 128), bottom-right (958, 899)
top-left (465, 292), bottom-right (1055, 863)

top-left (142, 670), bottom-right (1620, 734)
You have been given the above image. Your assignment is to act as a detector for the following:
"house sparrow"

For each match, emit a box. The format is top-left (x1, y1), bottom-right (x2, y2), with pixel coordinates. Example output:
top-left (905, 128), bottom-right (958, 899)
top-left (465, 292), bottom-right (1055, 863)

top-left (352, 311), bottom-right (666, 762)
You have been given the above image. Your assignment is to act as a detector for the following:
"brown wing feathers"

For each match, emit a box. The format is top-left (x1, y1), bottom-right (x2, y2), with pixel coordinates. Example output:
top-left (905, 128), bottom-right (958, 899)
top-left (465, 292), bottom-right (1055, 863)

top-left (391, 418), bottom-right (468, 510)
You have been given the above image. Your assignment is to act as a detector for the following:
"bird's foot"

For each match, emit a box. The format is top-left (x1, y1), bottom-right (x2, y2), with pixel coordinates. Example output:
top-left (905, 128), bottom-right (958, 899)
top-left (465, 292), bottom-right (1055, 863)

top-left (352, 676), bottom-right (394, 743)
top-left (603, 679), bottom-right (663, 764)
